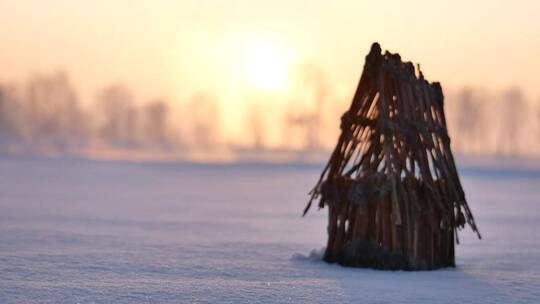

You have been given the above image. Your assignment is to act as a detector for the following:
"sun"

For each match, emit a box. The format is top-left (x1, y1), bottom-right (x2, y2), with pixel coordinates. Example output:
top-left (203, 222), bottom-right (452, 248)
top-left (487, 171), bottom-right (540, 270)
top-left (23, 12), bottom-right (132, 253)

top-left (244, 40), bottom-right (290, 92)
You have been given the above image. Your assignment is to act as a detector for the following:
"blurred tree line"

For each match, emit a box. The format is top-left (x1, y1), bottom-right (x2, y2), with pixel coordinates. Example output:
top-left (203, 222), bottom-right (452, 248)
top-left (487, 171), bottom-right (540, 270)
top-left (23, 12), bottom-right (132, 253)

top-left (0, 71), bottom-right (219, 155)
top-left (0, 70), bottom-right (538, 158)
top-left (445, 86), bottom-right (535, 156)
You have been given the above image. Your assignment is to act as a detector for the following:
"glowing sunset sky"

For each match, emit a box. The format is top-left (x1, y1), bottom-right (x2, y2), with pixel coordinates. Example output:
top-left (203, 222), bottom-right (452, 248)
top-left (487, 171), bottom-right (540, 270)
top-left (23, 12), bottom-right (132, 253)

top-left (0, 0), bottom-right (539, 144)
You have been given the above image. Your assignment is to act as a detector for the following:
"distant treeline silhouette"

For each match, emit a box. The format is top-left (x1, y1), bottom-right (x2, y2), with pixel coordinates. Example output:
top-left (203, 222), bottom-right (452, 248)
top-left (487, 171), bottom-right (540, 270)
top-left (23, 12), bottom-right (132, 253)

top-left (0, 71), bottom-right (221, 156)
top-left (0, 70), bottom-right (538, 158)
top-left (445, 86), bottom-right (536, 156)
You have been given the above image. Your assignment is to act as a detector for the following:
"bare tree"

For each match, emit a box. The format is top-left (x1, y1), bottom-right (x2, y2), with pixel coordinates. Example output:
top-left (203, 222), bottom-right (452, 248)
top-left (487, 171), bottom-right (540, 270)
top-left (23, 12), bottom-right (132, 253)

top-left (140, 99), bottom-right (172, 149)
top-left (96, 84), bottom-right (139, 147)
top-left (0, 85), bottom-right (24, 150)
top-left (497, 87), bottom-right (527, 155)
top-left (452, 87), bottom-right (486, 153)
top-left (283, 64), bottom-right (331, 151)
top-left (300, 64), bottom-right (328, 150)
top-left (23, 71), bottom-right (87, 151)
top-left (187, 92), bottom-right (220, 149)
top-left (284, 109), bottom-right (320, 151)
top-left (246, 103), bottom-right (265, 150)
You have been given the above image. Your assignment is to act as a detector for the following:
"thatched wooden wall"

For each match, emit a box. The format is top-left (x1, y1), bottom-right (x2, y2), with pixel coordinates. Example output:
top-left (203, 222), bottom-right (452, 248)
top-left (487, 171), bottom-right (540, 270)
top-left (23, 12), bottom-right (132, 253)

top-left (304, 43), bottom-right (480, 270)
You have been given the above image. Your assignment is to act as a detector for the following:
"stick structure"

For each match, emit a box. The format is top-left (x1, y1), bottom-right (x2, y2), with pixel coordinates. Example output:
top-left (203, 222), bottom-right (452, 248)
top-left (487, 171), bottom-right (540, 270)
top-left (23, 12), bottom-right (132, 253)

top-left (304, 43), bottom-right (480, 270)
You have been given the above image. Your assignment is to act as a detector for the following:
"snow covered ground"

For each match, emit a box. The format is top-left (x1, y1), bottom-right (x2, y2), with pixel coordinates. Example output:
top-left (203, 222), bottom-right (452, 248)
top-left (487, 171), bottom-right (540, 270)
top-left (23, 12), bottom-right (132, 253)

top-left (1, 156), bottom-right (539, 303)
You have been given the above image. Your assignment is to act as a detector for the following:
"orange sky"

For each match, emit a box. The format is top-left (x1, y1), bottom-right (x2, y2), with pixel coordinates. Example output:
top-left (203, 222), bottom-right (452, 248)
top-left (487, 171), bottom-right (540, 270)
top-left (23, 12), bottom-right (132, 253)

top-left (0, 0), bottom-right (539, 145)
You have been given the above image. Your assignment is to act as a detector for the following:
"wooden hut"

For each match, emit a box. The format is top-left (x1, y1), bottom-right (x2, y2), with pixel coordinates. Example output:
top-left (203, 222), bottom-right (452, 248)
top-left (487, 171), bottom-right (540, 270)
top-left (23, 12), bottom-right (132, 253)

top-left (303, 43), bottom-right (481, 270)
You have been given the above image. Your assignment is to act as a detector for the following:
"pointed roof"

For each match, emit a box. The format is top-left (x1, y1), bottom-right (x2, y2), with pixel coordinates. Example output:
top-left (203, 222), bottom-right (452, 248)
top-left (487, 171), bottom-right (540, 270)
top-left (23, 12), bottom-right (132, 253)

top-left (304, 42), bottom-right (480, 239)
